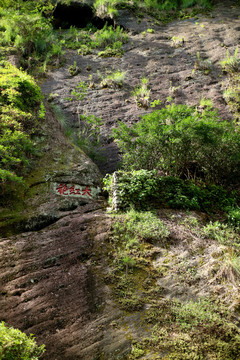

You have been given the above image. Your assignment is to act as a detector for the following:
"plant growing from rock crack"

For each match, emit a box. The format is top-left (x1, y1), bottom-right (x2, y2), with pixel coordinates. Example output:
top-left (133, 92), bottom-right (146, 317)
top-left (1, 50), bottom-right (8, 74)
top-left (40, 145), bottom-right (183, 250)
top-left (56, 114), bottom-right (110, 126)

top-left (169, 80), bottom-right (181, 95)
top-left (171, 35), bottom-right (184, 48)
top-left (147, 28), bottom-right (155, 33)
top-left (94, 24), bottom-right (128, 48)
top-left (68, 61), bottom-right (81, 77)
top-left (221, 47), bottom-right (240, 73)
top-left (132, 77), bottom-right (151, 108)
top-left (197, 97), bottom-right (214, 114)
top-left (99, 69), bottom-right (127, 88)
top-left (194, 51), bottom-right (212, 74)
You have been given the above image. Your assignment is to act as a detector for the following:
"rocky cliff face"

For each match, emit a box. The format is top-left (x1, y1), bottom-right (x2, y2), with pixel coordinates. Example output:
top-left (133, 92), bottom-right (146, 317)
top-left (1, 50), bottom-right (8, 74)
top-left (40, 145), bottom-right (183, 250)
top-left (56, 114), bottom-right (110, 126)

top-left (1, 2), bottom-right (240, 359)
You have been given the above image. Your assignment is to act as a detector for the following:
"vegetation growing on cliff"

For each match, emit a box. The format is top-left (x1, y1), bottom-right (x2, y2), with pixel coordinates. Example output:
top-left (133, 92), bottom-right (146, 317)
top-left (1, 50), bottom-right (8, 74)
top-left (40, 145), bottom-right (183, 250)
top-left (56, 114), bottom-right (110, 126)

top-left (0, 62), bottom-right (43, 196)
top-left (113, 103), bottom-right (240, 185)
top-left (0, 321), bottom-right (45, 359)
top-left (94, 0), bottom-right (213, 19)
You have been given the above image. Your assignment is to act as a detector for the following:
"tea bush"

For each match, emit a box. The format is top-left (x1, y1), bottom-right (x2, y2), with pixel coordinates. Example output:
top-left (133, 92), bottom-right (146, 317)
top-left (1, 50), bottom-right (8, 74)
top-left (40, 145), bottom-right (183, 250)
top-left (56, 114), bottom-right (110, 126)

top-left (113, 103), bottom-right (240, 185)
top-left (104, 170), bottom-right (237, 212)
top-left (0, 321), bottom-right (45, 360)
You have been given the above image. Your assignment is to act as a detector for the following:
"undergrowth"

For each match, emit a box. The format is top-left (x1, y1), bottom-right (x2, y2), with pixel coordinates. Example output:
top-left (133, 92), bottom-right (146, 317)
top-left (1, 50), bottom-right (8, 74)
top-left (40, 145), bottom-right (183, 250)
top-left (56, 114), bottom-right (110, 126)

top-left (134, 297), bottom-right (240, 360)
top-left (106, 209), bottom-right (169, 310)
top-left (107, 208), bottom-right (240, 360)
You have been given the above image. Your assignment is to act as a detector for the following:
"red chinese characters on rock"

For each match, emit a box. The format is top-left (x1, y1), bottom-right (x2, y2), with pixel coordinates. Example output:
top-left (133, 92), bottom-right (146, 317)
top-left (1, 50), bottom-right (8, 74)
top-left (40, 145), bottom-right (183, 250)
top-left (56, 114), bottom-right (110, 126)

top-left (82, 186), bottom-right (91, 197)
top-left (55, 184), bottom-right (92, 198)
top-left (56, 184), bottom-right (68, 195)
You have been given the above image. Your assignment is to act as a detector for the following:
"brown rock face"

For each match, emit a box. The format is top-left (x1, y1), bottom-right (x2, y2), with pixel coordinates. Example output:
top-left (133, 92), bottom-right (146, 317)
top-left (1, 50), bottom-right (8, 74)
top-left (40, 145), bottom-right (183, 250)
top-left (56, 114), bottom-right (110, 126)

top-left (2, 2), bottom-right (240, 359)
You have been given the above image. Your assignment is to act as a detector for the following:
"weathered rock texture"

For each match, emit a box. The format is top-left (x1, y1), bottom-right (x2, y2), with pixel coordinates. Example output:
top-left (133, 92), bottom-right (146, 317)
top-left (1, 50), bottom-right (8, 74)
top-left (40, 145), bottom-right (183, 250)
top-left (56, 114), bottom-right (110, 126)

top-left (1, 2), bottom-right (240, 359)
top-left (42, 1), bottom-right (240, 174)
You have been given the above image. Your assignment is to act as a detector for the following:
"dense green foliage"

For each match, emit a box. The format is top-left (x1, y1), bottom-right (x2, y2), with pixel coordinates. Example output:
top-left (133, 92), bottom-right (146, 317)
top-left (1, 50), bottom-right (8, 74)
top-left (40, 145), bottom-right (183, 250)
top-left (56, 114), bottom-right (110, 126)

top-left (104, 170), bottom-right (238, 213)
top-left (113, 104), bottom-right (240, 185)
top-left (0, 61), bottom-right (42, 189)
top-left (0, 2), bottom-right (64, 71)
top-left (0, 321), bottom-right (45, 359)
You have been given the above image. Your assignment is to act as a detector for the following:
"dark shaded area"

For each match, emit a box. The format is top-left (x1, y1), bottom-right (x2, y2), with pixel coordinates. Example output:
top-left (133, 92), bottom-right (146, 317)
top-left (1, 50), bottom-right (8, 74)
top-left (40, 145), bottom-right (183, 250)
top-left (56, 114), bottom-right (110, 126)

top-left (52, 1), bottom-right (113, 29)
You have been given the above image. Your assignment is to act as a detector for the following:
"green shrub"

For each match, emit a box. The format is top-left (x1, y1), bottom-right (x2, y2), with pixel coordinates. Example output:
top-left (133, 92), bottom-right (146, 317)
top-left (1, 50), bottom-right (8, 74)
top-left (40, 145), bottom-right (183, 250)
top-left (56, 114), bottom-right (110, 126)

top-left (0, 62), bottom-right (42, 189)
top-left (0, 62), bottom-right (42, 110)
top-left (75, 24), bottom-right (128, 58)
top-left (104, 170), bottom-right (237, 212)
top-left (227, 207), bottom-right (240, 228)
top-left (0, 7), bottom-right (63, 68)
top-left (113, 103), bottom-right (240, 185)
top-left (62, 26), bottom-right (92, 50)
top-left (202, 221), bottom-right (240, 246)
top-left (93, 0), bottom-right (212, 14)
top-left (0, 321), bottom-right (45, 359)
top-left (97, 41), bottom-right (124, 57)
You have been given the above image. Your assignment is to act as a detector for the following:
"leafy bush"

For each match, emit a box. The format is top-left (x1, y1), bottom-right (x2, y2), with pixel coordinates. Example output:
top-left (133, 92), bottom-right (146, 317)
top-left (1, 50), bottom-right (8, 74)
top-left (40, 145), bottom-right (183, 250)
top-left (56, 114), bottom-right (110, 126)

top-left (0, 62), bottom-right (42, 188)
top-left (0, 6), bottom-right (63, 69)
top-left (104, 170), bottom-right (237, 212)
top-left (73, 24), bottom-right (128, 58)
top-left (113, 103), bottom-right (240, 185)
top-left (0, 62), bottom-right (42, 110)
top-left (0, 321), bottom-right (45, 359)
top-left (97, 40), bottom-right (124, 57)
top-left (223, 74), bottom-right (240, 120)
top-left (227, 207), bottom-right (240, 228)
top-left (61, 26), bottom-right (92, 50)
